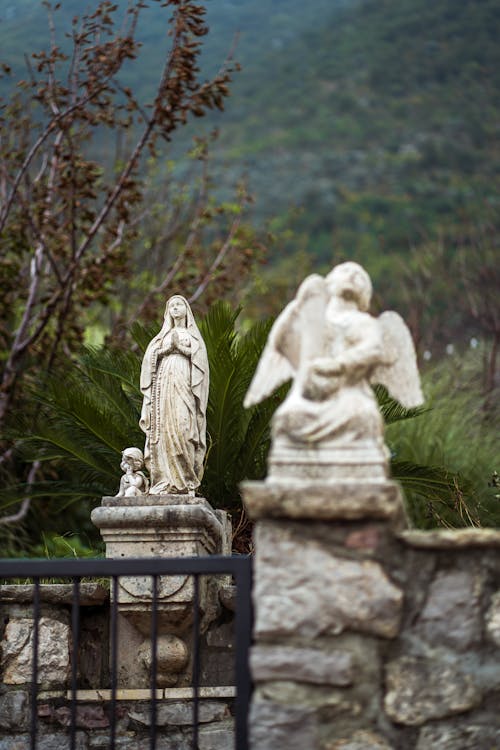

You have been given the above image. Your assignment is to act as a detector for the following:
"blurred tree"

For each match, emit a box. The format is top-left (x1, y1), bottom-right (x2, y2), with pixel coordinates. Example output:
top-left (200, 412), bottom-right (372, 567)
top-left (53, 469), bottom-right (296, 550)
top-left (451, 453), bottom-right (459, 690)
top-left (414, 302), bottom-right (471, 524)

top-left (0, 0), bottom-right (237, 428)
top-left (0, 0), bottom-right (246, 525)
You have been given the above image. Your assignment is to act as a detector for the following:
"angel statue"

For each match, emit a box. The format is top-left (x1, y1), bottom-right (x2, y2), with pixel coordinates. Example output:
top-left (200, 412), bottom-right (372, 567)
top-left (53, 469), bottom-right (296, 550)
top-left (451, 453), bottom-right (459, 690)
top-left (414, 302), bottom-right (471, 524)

top-left (244, 261), bottom-right (423, 482)
top-left (140, 295), bottom-right (209, 495)
top-left (115, 447), bottom-right (150, 497)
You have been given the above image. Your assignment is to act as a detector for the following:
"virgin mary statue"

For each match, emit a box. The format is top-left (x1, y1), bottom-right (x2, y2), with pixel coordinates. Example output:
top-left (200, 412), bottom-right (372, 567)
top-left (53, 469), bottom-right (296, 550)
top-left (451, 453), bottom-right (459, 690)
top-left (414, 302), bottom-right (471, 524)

top-left (139, 295), bottom-right (209, 495)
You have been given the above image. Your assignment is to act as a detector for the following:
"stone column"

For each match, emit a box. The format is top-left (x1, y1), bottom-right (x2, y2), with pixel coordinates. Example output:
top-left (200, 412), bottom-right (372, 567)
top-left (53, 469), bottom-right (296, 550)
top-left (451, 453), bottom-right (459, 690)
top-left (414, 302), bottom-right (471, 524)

top-left (242, 479), bottom-right (406, 750)
top-left (91, 494), bottom-right (231, 688)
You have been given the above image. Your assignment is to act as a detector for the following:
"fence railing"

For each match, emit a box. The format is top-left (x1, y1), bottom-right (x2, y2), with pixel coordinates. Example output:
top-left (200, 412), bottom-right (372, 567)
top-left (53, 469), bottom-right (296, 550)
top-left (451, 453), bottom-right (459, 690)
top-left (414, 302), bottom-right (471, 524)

top-left (0, 555), bottom-right (253, 750)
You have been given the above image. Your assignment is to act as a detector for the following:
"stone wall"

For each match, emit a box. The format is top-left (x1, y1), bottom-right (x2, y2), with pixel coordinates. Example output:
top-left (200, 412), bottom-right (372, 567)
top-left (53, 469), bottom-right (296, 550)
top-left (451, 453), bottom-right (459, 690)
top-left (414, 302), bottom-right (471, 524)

top-left (0, 690), bottom-right (235, 750)
top-left (244, 481), bottom-right (500, 750)
top-left (0, 582), bottom-right (236, 749)
top-left (2, 486), bottom-right (500, 750)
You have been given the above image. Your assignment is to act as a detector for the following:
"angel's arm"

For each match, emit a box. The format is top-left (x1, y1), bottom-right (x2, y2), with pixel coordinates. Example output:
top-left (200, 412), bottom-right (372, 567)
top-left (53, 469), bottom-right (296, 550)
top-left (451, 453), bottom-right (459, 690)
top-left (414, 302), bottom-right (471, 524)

top-left (312, 315), bottom-right (384, 377)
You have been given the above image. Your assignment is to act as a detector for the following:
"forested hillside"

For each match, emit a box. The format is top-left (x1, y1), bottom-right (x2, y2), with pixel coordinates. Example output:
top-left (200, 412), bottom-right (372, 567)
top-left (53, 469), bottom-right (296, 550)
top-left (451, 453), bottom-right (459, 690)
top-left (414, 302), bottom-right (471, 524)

top-left (1, 0), bottom-right (498, 324)
top-left (2, 0), bottom-right (498, 265)
top-left (208, 0), bottom-right (499, 271)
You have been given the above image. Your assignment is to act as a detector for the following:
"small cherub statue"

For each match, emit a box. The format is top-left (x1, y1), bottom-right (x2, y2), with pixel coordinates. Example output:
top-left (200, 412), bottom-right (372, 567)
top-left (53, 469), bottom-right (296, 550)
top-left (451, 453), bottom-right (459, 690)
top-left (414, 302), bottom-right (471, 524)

top-left (116, 447), bottom-right (150, 497)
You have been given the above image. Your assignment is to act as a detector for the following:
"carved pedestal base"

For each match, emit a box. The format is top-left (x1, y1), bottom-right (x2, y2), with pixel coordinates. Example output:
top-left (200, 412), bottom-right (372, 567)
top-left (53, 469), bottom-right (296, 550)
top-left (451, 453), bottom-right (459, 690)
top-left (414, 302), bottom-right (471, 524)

top-left (242, 479), bottom-right (406, 524)
top-left (91, 495), bottom-right (231, 688)
top-left (268, 437), bottom-right (389, 482)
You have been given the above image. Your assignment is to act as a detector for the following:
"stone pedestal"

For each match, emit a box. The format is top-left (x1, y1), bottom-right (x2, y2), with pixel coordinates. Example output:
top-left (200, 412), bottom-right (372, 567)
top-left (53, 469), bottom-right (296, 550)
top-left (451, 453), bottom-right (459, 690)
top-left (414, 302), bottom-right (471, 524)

top-left (242, 479), bottom-right (407, 750)
top-left (91, 495), bottom-right (231, 688)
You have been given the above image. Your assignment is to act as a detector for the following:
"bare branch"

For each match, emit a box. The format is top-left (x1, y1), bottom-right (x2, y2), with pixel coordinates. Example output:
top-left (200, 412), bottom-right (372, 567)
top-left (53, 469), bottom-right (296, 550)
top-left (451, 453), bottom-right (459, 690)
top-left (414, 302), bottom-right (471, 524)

top-left (0, 460), bottom-right (40, 527)
top-left (189, 214), bottom-right (242, 304)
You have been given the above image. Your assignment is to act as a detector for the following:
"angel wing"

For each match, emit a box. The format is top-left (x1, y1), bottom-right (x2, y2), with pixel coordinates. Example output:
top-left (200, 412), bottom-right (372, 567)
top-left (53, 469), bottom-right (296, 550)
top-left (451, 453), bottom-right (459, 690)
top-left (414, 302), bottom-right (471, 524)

top-left (244, 274), bottom-right (327, 407)
top-left (371, 311), bottom-right (424, 408)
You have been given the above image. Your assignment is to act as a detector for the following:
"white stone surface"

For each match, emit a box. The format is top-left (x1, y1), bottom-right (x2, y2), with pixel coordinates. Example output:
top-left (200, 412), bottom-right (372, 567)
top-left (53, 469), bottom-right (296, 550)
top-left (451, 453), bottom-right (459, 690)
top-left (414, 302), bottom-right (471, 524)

top-left (1, 617), bottom-right (70, 686)
top-left (91, 495), bottom-right (229, 688)
top-left (254, 523), bottom-right (402, 639)
top-left (244, 262), bottom-right (422, 482)
top-left (400, 528), bottom-right (500, 548)
top-left (415, 570), bottom-right (482, 651)
top-left (115, 446), bottom-right (149, 496)
top-left (251, 644), bottom-right (354, 685)
top-left (326, 731), bottom-right (395, 750)
top-left (198, 720), bottom-right (235, 750)
top-left (384, 655), bottom-right (481, 726)
top-left (129, 700), bottom-right (230, 726)
top-left (139, 294), bottom-right (209, 494)
top-left (67, 687), bottom-right (236, 700)
top-left (242, 479), bottom-right (405, 521)
top-left (486, 590), bottom-right (500, 647)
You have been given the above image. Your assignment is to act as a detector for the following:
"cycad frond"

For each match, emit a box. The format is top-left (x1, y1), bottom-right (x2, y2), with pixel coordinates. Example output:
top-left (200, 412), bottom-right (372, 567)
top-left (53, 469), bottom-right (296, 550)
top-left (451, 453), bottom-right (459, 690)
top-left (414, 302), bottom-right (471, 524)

top-left (374, 384), bottom-right (426, 424)
top-left (130, 320), bottom-right (160, 354)
top-left (199, 302), bottom-right (279, 509)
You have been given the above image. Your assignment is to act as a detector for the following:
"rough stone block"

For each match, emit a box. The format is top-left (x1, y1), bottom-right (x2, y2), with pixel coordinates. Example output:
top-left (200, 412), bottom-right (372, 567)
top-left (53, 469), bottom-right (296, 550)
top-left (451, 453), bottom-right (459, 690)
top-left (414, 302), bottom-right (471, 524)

top-left (251, 645), bottom-right (354, 686)
top-left (1, 617), bottom-right (70, 686)
top-left (79, 611), bottom-right (108, 689)
top-left (249, 698), bottom-right (317, 750)
top-left (416, 721), bottom-right (500, 749)
top-left (129, 700), bottom-right (230, 726)
top-left (415, 570), bottom-right (482, 651)
top-left (0, 690), bottom-right (29, 730)
top-left (0, 733), bottom-right (87, 750)
top-left (243, 481), bottom-right (404, 522)
top-left (89, 732), bottom-right (189, 750)
top-left (39, 703), bottom-right (109, 729)
top-left (198, 719), bottom-right (235, 750)
top-left (201, 649), bottom-right (235, 687)
top-left (219, 584), bottom-right (237, 612)
top-left (384, 656), bottom-right (481, 726)
top-left (206, 622), bottom-right (234, 649)
top-left (324, 730), bottom-right (395, 750)
top-left (485, 590), bottom-right (500, 647)
top-left (254, 523), bottom-right (402, 639)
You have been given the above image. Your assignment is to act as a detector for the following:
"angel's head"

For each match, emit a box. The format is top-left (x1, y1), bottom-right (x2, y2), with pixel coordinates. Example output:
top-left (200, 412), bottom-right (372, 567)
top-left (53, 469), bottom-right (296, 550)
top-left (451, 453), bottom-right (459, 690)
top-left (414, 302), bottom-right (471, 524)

top-left (325, 262), bottom-right (372, 311)
top-left (121, 447), bottom-right (145, 472)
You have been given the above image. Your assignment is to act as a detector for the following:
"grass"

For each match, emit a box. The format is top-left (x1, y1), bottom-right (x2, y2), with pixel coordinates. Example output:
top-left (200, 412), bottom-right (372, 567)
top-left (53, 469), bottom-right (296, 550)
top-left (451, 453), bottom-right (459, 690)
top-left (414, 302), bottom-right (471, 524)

top-left (386, 347), bottom-right (499, 528)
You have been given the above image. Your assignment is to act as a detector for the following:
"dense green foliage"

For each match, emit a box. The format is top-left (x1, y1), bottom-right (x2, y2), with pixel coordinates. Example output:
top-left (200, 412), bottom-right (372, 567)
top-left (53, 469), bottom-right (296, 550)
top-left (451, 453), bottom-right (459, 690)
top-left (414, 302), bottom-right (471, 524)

top-left (0, 303), bottom-right (280, 553)
top-left (2, 303), bottom-right (496, 556)
top-left (387, 348), bottom-right (499, 528)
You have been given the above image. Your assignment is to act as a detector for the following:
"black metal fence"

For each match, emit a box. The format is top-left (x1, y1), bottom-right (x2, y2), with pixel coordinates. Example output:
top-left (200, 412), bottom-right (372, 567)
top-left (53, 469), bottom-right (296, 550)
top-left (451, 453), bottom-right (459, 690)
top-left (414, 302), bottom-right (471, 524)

top-left (0, 555), bottom-right (252, 750)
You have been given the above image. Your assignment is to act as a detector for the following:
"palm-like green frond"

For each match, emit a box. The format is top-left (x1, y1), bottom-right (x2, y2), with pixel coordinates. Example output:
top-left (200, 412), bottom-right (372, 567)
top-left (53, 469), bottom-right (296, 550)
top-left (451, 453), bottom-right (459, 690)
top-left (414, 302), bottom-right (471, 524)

top-left (4, 303), bottom-right (494, 550)
top-left (374, 384), bottom-right (426, 424)
top-left (199, 302), bottom-right (277, 508)
top-left (130, 320), bottom-right (159, 354)
top-left (1, 350), bottom-right (144, 523)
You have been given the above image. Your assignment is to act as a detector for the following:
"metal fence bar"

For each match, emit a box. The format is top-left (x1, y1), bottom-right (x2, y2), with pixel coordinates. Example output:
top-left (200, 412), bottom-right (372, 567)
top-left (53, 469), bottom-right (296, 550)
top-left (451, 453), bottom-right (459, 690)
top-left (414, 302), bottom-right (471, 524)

top-left (0, 556), bottom-right (253, 749)
top-left (192, 574), bottom-right (200, 750)
top-left (70, 577), bottom-right (80, 750)
top-left (234, 558), bottom-right (253, 750)
top-left (0, 556), bottom-right (251, 577)
top-left (109, 575), bottom-right (119, 750)
top-left (30, 577), bottom-right (40, 750)
top-left (150, 574), bottom-right (159, 750)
